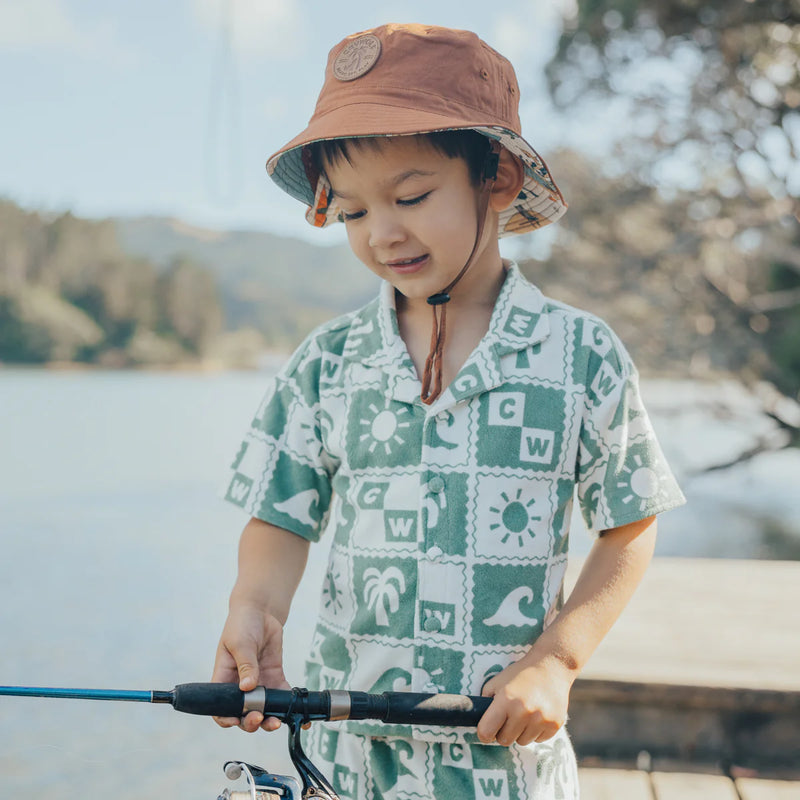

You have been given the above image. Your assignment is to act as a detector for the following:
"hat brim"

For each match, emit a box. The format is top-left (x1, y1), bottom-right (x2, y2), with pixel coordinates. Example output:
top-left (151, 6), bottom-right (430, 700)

top-left (267, 104), bottom-right (567, 237)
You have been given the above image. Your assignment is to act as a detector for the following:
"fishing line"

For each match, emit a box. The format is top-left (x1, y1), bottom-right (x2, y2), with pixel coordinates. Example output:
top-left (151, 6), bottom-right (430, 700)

top-left (206, 0), bottom-right (244, 206)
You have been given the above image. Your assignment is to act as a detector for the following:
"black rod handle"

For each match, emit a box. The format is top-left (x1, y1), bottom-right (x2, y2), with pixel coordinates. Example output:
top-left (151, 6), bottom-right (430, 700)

top-left (171, 683), bottom-right (249, 716)
top-left (171, 684), bottom-right (333, 718)
top-left (170, 684), bottom-right (491, 727)
top-left (345, 690), bottom-right (491, 726)
top-left (383, 691), bottom-right (491, 726)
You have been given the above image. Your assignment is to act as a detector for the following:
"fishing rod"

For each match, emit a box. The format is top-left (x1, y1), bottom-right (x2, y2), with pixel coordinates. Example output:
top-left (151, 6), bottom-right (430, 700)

top-left (1, 683), bottom-right (491, 799)
top-left (0, 682), bottom-right (490, 725)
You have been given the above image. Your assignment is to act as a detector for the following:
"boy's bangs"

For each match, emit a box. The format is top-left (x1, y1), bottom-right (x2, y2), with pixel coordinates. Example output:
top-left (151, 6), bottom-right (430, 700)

top-left (308, 130), bottom-right (491, 185)
top-left (310, 136), bottom-right (384, 171)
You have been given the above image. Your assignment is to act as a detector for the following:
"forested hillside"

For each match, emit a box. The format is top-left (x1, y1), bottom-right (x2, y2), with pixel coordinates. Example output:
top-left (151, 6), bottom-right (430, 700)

top-left (1, 171), bottom-right (798, 395)
top-left (114, 216), bottom-right (380, 349)
top-left (0, 202), bottom-right (225, 366)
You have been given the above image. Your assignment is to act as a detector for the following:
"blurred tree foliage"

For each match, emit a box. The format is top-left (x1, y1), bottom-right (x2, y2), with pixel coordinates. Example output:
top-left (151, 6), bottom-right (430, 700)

top-left (0, 201), bottom-right (222, 365)
top-left (540, 0), bottom-right (800, 394)
top-left (156, 255), bottom-right (224, 355)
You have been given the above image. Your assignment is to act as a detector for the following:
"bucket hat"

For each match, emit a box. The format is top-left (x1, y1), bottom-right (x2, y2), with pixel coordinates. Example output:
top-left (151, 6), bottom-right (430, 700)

top-left (266, 23), bottom-right (567, 237)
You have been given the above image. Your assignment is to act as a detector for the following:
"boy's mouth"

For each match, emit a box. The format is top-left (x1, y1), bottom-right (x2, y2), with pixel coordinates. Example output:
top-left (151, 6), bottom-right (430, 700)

top-left (385, 255), bottom-right (429, 274)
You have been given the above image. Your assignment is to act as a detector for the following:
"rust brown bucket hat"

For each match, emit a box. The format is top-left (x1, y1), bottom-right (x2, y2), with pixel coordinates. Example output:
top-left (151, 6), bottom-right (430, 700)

top-left (266, 23), bottom-right (567, 237)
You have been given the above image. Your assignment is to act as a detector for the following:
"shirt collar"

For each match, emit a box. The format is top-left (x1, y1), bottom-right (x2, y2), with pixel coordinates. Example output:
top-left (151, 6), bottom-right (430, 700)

top-left (344, 261), bottom-right (551, 407)
top-left (481, 261), bottom-right (550, 356)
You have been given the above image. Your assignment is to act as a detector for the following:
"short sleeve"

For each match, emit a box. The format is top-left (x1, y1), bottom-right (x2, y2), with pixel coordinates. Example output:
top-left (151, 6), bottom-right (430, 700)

top-left (222, 335), bottom-right (336, 541)
top-left (575, 322), bottom-right (685, 532)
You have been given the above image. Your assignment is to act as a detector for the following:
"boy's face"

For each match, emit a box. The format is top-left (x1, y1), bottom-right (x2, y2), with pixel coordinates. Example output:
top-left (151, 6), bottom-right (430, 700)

top-left (323, 136), bottom-right (502, 307)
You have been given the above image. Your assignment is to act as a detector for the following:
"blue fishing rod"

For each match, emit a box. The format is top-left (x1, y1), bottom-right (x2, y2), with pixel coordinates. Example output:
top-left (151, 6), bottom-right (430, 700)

top-left (1, 682), bottom-right (491, 799)
top-left (0, 684), bottom-right (171, 704)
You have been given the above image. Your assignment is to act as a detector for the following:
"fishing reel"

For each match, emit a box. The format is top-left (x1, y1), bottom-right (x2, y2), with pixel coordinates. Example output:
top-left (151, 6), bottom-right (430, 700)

top-left (217, 708), bottom-right (339, 800)
top-left (218, 760), bottom-right (301, 800)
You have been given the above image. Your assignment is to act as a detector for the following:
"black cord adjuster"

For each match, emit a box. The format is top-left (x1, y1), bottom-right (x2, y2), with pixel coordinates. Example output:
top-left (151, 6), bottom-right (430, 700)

top-left (427, 292), bottom-right (450, 306)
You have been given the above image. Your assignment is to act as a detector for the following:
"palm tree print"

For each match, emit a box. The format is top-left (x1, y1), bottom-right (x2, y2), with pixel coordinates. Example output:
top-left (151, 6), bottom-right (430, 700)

top-left (535, 738), bottom-right (575, 799)
top-left (363, 566), bottom-right (406, 626)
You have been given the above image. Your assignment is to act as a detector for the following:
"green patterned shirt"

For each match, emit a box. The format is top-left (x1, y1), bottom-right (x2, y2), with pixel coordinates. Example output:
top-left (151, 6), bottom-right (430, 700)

top-left (224, 262), bottom-right (685, 742)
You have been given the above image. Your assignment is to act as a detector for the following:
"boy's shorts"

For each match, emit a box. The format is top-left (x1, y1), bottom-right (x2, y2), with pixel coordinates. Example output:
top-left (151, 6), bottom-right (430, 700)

top-left (305, 723), bottom-right (580, 800)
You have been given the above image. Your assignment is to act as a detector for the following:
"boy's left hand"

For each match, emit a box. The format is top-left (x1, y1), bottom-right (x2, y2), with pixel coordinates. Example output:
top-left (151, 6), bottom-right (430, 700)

top-left (477, 656), bottom-right (574, 747)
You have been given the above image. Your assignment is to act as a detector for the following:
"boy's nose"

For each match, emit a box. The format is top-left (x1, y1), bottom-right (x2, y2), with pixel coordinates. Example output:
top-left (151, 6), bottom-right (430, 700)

top-left (368, 212), bottom-right (406, 249)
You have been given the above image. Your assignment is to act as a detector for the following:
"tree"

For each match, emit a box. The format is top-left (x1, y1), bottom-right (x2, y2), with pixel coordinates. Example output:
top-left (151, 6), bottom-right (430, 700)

top-left (0, 295), bottom-right (52, 363)
top-left (543, 0), bottom-right (800, 393)
top-left (156, 256), bottom-right (224, 354)
top-left (0, 201), bottom-right (226, 365)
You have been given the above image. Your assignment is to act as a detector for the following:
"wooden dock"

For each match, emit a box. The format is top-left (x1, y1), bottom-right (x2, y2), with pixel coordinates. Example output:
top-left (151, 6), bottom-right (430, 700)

top-left (563, 557), bottom-right (800, 797)
top-left (579, 767), bottom-right (799, 799)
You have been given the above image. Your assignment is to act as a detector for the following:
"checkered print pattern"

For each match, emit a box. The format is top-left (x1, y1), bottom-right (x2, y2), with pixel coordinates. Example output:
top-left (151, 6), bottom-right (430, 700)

top-left (303, 725), bottom-right (580, 800)
top-left (224, 263), bottom-right (685, 744)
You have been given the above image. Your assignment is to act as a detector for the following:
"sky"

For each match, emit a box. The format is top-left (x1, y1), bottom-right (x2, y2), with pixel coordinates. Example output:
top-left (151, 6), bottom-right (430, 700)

top-left (0, 0), bottom-right (580, 245)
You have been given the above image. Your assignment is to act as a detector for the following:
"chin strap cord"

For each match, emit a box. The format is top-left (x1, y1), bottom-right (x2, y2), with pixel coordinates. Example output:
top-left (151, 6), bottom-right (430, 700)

top-left (420, 294), bottom-right (449, 405)
top-left (420, 142), bottom-right (500, 405)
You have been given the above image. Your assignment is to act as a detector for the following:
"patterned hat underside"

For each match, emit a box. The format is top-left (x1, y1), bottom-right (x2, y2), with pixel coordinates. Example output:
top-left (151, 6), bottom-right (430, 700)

top-left (268, 127), bottom-right (567, 238)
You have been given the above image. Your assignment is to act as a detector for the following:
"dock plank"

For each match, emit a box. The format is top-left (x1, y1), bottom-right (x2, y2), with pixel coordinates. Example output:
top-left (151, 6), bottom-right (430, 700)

top-left (736, 777), bottom-right (800, 799)
top-left (565, 558), bottom-right (800, 691)
top-left (650, 771), bottom-right (739, 800)
top-left (578, 768), bottom-right (653, 800)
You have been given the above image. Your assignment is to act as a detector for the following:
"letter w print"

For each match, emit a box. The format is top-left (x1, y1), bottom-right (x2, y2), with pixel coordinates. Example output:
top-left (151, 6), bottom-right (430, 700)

top-left (478, 386), bottom-right (565, 471)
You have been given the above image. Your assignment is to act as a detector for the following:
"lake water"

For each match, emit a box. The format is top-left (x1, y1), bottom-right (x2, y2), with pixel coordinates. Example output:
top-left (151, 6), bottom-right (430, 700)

top-left (1, 369), bottom-right (798, 798)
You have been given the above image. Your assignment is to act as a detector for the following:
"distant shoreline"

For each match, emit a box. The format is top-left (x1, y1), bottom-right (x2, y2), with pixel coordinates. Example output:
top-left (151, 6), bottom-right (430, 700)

top-left (0, 350), bottom-right (291, 373)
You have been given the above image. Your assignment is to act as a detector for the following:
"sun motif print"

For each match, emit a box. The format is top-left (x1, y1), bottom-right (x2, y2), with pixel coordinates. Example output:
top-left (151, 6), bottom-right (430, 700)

top-left (490, 488), bottom-right (542, 547)
top-left (358, 400), bottom-right (412, 457)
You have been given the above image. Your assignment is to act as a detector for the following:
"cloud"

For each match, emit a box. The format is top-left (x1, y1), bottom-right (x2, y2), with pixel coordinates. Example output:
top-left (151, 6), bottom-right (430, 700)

top-left (0, 0), bottom-right (86, 50)
top-left (193, 0), bottom-right (303, 59)
top-left (0, 0), bottom-right (136, 63)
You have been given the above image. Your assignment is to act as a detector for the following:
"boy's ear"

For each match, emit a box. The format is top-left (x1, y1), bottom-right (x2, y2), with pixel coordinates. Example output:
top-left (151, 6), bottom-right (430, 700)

top-left (489, 149), bottom-right (525, 212)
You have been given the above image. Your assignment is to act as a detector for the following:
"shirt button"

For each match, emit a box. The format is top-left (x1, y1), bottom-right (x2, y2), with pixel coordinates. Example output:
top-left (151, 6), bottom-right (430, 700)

top-left (423, 616), bottom-right (442, 633)
top-left (428, 476), bottom-right (445, 493)
top-left (426, 545), bottom-right (443, 558)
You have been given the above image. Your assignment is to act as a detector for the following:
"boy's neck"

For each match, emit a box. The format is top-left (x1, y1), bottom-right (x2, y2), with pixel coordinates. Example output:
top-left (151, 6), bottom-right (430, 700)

top-left (395, 260), bottom-right (508, 392)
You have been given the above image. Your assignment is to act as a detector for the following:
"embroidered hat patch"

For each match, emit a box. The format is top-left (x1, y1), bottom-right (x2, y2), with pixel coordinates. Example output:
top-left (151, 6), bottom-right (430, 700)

top-left (333, 34), bottom-right (381, 81)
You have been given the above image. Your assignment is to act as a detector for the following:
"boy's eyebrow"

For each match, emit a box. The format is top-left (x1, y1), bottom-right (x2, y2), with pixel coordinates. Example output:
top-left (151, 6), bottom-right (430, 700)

top-left (388, 168), bottom-right (436, 187)
top-left (331, 169), bottom-right (437, 200)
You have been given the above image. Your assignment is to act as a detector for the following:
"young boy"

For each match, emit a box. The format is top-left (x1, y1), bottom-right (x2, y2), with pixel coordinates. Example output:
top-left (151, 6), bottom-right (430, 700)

top-left (213, 23), bottom-right (685, 800)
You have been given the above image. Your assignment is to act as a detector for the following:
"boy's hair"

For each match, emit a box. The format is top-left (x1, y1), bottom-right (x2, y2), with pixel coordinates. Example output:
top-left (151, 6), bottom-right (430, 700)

top-left (308, 130), bottom-right (492, 188)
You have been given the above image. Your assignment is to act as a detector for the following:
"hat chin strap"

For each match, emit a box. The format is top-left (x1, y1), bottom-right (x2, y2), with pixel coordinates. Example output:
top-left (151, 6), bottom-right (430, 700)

top-left (420, 143), bottom-right (500, 405)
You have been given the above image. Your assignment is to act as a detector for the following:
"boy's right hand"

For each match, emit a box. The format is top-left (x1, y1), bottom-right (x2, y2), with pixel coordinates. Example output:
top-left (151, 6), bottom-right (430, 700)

top-left (211, 604), bottom-right (290, 733)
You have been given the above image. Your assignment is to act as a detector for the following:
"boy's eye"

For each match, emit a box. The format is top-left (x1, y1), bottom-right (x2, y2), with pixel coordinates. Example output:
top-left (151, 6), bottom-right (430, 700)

top-left (339, 191), bottom-right (431, 221)
top-left (398, 191), bottom-right (431, 207)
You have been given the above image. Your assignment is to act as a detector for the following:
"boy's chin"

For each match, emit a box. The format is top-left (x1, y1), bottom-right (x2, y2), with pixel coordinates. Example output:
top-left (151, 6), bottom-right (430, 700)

top-left (391, 284), bottom-right (435, 305)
